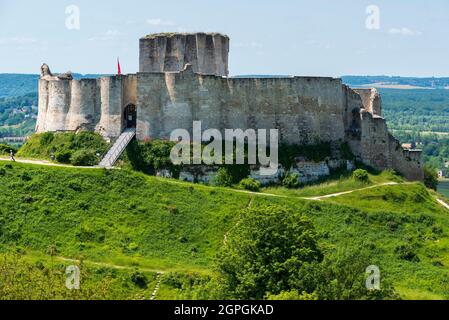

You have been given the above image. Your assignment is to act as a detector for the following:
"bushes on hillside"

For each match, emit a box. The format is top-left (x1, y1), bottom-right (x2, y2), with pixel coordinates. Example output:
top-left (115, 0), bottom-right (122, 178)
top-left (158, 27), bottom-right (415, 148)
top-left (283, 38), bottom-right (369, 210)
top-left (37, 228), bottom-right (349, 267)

top-left (18, 132), bottom-right (108, 166)
top-left (238, 177), bottom-right (261, 192)
top-left (213, 168), bottom-right (233, 187)
top-left (278, 143), bottom-right (332, 169)
top-left (123, 139), bottom-right (178, 174)
top-left (55, 150), bottom-right (72, 164)
top-left (39, 132), bottom-right (55, 146)
top-left (0, 143), bottom-right (17, 155)
top-left (213, 204), bottom-right (400, 300)
top-left (352, 169), bottom-right (370, 183)
top-left (70, 149), bottom-right (98, 166)
top-left (282, 172), bottom-right (300, 189)
top-left (424, 166), bottom-right (438, 190)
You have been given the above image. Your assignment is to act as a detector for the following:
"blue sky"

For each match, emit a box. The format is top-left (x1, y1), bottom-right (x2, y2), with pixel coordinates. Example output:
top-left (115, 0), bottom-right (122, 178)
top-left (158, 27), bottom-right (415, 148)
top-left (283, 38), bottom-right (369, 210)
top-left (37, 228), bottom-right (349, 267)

top-left (0, 0), bottom-right (448, 77)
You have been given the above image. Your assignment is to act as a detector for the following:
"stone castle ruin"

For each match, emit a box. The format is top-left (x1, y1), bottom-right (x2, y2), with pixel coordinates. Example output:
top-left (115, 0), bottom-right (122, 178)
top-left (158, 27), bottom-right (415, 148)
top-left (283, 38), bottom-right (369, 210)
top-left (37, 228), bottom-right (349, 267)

top-left (36, 32), bottom-right (423, 181)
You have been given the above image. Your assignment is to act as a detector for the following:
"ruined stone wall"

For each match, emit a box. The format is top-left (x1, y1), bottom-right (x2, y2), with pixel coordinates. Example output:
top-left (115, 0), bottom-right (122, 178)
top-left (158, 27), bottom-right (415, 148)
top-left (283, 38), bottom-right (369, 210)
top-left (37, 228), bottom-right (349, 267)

top-left (389, 134), bottom-right (424, 181)
top-left (36, 75), bottom-right (136, 139)
top-left (342, 87), bottom-right (423, 181)
top-left (354, 88), bottom-right (382, 116)
top-left (359, 111), bottom-right (392, 169)
top-left (139, 33), bottom-right (229, 76)
top-left (136, 66), bottom-right (347, 145)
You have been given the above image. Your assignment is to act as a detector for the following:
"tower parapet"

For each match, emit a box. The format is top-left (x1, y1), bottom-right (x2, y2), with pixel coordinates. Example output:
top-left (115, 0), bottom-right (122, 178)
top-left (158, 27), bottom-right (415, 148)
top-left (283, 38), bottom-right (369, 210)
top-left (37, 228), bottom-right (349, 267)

top-left (139, 32), bottom-right (229, 76)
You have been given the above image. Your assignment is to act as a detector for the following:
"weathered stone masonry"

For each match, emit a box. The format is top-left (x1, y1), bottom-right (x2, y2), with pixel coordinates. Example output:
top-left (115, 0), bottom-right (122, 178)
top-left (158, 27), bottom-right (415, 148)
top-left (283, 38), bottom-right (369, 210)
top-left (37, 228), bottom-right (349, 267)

top-left (35, 32), bottom-right (423, 181)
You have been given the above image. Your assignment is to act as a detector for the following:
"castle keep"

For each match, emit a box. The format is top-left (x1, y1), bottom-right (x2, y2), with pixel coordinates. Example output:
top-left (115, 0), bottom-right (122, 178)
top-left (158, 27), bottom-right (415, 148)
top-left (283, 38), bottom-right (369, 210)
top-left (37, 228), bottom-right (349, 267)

top-left (36, 32), bottom-right (423, 181)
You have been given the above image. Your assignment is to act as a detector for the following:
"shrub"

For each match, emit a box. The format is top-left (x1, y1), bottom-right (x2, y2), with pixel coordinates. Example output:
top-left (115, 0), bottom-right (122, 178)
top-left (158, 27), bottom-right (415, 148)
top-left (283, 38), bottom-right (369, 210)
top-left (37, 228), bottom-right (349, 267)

top-left (214, 168), bottom-right (233, 187)
top-left (352, 169), bottom-right (369, 182)
top-left (20, 172), bottom-right (32, 181)
top-left (424, 166), bottom-right (438, 190)
top-left (395, 245), bottom-right (420, 262)
top-left (283, 172), bottom-right (300, 189)
top-left (278, 143), bottom-right (332, 169)
top-left (55, 149), bottom-right (72, 164)
top-left (312, 247), bottom-right (399, 300)
top-left (39, 132), bottom-right (55, 146)
top-left (0, 144), bottom-right (17, 155)
top-left (131, 271), bottom-right (148, 289)
top-left (70, 149), bottom-right (98, 166)
top-left (239, 178), bottom-right (261, 192)
top-left (69, 131), bottom-right (107, 152)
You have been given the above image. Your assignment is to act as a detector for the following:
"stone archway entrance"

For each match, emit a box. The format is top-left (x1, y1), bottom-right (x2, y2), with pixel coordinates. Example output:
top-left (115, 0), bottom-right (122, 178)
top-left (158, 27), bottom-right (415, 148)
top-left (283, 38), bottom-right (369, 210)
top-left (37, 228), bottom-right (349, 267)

top-left (124, 104), bottom-right (137, 129)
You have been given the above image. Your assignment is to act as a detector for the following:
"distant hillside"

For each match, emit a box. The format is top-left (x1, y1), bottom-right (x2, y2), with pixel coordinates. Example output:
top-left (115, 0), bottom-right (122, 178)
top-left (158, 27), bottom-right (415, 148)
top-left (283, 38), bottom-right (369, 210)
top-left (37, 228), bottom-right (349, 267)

top-left (0, 73), bottom-right (105, 98)
top-left (0, 74), bottom-right (39, 98)
top-left (342, 76), bottom-right (449, 89)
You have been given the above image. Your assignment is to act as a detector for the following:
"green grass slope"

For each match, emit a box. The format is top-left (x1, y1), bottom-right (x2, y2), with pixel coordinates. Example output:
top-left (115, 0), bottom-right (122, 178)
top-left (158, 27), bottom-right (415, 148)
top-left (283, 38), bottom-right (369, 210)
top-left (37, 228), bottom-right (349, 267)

top-left (17, 132), bottom-right (108, 165)
top-left (319, 183), bottom-right (449, 299)
top-left (0, 161), bottom-right (449, 299)
top-left (0, 161), bottom-right (250, 272)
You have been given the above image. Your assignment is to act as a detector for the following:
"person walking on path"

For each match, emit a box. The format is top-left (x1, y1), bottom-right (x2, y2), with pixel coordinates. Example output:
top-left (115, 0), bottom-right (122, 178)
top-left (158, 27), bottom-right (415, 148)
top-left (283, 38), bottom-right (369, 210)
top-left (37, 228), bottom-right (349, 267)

top-left (9, 150), bottom-right (15, 162)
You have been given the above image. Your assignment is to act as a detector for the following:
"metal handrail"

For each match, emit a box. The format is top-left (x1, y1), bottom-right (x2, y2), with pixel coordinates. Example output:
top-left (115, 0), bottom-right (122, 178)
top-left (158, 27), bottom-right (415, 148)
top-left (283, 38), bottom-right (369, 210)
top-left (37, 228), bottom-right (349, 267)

top-left (99, 128), bottom-right (136, 167)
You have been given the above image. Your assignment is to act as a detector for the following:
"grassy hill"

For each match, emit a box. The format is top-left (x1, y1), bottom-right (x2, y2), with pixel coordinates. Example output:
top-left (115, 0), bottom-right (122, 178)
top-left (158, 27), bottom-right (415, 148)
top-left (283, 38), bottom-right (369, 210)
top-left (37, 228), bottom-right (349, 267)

top-left (0, 160), bottom-right (448, 299)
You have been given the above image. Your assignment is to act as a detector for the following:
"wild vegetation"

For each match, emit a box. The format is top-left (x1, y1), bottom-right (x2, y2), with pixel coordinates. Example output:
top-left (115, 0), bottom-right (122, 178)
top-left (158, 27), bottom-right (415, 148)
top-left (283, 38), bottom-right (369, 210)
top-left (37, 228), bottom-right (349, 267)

top-left (17, 132), bottom-right (109, 166)
top-left (0, 160), bottom-right (448, 299)
top-left (0, 253), bottom-right (158, 300)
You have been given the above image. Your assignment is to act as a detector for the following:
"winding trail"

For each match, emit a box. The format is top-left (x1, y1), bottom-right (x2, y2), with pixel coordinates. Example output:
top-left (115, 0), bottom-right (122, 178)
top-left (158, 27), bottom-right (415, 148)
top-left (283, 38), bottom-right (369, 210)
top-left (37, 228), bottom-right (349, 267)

top-left (56, 256), bottom-right (165, 274)
top-left (0, 157), bottom-right (102, 169)
top-left (436, 198), bottom-right (449, 211)
top-left (301, 182), bottom-right (399, 201)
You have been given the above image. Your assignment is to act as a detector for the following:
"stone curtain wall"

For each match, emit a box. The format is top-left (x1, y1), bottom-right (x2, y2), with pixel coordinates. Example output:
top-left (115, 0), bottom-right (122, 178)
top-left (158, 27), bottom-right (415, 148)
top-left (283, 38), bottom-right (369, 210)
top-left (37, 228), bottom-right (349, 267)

top-left (139, 33), bottom-right (229, 77)
top-left (136, 65), bottom-right (347, 145)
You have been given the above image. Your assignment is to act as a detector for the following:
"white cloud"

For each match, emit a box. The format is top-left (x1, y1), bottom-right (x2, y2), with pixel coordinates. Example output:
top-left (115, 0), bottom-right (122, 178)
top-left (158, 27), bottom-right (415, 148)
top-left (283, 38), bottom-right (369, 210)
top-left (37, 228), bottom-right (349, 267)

top-left (388, 27), bottom-right (422, 36)
top-left (88, 30), bottom-right (124, 41)
top-left (146, 18), bottom-right (176, 26)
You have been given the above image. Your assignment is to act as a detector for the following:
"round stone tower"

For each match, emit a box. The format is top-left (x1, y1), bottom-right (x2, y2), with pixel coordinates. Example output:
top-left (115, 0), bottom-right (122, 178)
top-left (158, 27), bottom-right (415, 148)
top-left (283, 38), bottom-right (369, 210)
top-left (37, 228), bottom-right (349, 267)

top-left (139, 32), bottom-right (229, 77)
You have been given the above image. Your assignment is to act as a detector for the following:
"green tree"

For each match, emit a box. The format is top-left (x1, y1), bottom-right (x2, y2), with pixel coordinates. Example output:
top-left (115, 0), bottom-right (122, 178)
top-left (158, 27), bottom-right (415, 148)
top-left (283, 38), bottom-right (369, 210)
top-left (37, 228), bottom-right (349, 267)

top-left (352, 169), bottom-right (370, 183)
top-left (216, 204), bottom-right (323, 299)
top-left (424, 165), bottom-right (438, 190)
top-left (213, 168), bottom-right (233, 187)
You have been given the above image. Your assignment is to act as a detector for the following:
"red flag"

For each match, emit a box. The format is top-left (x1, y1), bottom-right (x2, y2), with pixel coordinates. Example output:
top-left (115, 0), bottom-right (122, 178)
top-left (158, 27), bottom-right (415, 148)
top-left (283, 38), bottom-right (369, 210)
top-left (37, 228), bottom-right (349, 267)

top-left (117, 57), bottom-right (122, 75)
